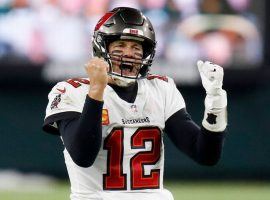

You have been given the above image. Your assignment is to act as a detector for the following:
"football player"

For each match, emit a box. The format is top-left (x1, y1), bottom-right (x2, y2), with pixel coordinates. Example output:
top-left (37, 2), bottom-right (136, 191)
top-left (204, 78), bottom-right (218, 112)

top-left (43, 7), bottom-right (227, 200)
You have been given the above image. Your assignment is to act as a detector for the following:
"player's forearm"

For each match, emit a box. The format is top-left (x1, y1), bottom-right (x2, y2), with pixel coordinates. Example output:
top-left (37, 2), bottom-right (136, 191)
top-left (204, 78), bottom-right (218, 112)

top-left (58, 96), bottom-right (103, 167)
top-left (193, 127), bottom-right (226, 165)
top-left (165, 108), bottom-right (226, 166)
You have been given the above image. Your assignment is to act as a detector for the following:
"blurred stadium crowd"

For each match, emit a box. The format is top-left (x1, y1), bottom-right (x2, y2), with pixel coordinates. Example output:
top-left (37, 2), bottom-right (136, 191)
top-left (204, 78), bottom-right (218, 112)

top-left (0, 0), bottom-right (263, 83)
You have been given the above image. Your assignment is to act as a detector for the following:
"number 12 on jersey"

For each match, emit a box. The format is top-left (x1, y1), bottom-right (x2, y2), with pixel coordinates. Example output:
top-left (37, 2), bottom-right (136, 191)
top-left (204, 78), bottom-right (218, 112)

top-left (103, 127), bottom-right (162, 190)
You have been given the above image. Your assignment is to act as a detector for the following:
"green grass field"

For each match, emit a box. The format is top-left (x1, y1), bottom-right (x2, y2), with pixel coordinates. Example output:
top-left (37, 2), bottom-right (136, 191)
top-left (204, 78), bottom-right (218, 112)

top-left (1, 181), bottom-right (270, 200)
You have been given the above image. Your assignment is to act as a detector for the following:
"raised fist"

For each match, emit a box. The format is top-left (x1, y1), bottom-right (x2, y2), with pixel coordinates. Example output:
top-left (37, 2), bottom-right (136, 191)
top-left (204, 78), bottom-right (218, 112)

top-left (197, 60), bottom-right (224, 96)
top-left (85, 57), bottom-right (109, 89)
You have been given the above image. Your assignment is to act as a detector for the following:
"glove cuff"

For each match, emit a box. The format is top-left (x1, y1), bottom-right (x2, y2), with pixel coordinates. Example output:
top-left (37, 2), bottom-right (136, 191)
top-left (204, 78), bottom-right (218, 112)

top-left (202, 89), bottom-right (227, 132)
top-left (205, 89), bottom-right (227, 109)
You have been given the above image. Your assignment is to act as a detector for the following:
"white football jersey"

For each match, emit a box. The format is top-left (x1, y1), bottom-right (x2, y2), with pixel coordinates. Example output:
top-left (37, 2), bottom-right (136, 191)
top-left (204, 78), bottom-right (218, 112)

top-left (43, 75), bottom-right (186, 200)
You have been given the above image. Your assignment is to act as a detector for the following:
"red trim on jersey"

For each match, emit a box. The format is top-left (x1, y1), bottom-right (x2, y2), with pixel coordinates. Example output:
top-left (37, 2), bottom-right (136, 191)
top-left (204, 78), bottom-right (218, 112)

top-left (66, 78), bottom-right (90, 88)
top-left (147, 74), bottom-right (168, 82)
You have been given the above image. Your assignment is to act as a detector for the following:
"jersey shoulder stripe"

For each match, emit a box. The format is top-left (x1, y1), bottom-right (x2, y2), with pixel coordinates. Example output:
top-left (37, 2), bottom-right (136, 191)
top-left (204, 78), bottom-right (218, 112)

top-left (147, 73), bottom-right (168, 82)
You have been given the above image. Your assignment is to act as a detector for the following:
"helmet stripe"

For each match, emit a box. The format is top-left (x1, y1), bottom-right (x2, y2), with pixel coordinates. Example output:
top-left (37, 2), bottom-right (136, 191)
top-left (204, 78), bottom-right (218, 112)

top-left (94, 12), bottom-right (115, 31)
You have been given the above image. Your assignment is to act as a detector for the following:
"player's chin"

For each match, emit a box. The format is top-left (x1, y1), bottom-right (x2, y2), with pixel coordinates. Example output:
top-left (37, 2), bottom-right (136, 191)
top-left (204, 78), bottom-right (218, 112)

top-left (124, 66), bottom-right (140, 76)
top-left (122, 70), bottom-right (137, 77)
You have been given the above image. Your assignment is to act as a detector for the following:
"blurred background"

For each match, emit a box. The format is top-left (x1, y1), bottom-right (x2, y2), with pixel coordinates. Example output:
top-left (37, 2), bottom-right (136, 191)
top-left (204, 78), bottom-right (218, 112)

top-left (1, 0), bottom-right (270, 199)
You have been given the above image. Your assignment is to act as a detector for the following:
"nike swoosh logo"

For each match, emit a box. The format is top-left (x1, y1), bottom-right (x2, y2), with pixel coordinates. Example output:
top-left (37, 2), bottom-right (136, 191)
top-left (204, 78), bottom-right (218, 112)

top-left (56, 87), bottom-right (66, 93)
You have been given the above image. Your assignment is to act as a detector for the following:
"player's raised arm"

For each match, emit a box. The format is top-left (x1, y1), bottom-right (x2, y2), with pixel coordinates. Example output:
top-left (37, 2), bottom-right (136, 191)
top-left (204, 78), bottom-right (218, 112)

top-left (164, 61), bottom-right (227, 166)
top-left (57, 57), bottom-right (112, 167)
top-left (56, 57), bottom-right (111, 168)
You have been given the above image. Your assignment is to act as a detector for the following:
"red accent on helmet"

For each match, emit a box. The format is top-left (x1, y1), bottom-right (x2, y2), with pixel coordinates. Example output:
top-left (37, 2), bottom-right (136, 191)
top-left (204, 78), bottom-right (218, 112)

top-left (130, 29), bottom-right (139, 35)
top-left (94, 12), bottom-right (115, 31)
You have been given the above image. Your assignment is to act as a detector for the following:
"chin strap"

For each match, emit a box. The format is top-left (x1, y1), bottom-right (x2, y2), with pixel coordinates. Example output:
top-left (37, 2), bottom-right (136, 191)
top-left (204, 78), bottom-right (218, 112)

top-left (202, 89), bottom-right (227, 132)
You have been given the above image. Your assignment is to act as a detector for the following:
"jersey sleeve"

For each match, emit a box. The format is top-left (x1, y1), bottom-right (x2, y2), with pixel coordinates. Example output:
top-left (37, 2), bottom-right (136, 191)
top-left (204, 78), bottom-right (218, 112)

top-left (164, 77), bottom-right (186, 121)
top-left (43, 81), bottom-right (83, 135)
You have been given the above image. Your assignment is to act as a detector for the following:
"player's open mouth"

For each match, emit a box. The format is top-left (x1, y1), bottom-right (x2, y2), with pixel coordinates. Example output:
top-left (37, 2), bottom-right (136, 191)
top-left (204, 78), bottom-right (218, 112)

top-left (120, 63), bottom-right (133, 72)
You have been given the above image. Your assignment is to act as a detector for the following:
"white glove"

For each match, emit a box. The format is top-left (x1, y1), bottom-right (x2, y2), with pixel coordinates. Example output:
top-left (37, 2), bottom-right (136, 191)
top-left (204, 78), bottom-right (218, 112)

top-left (197, 60), bottom-right (223, 96)
top-left (197, 60), bottom-right (227, 132)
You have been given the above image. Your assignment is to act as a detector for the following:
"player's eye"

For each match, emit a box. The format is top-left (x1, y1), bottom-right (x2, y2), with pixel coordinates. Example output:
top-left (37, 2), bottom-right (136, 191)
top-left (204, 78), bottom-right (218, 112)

top-left (111, 50), bottom-right (123, 55)
top-left (135, 52), bottom-right (143, 58)
top-left (133, 45), bottom-right (142, 51)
